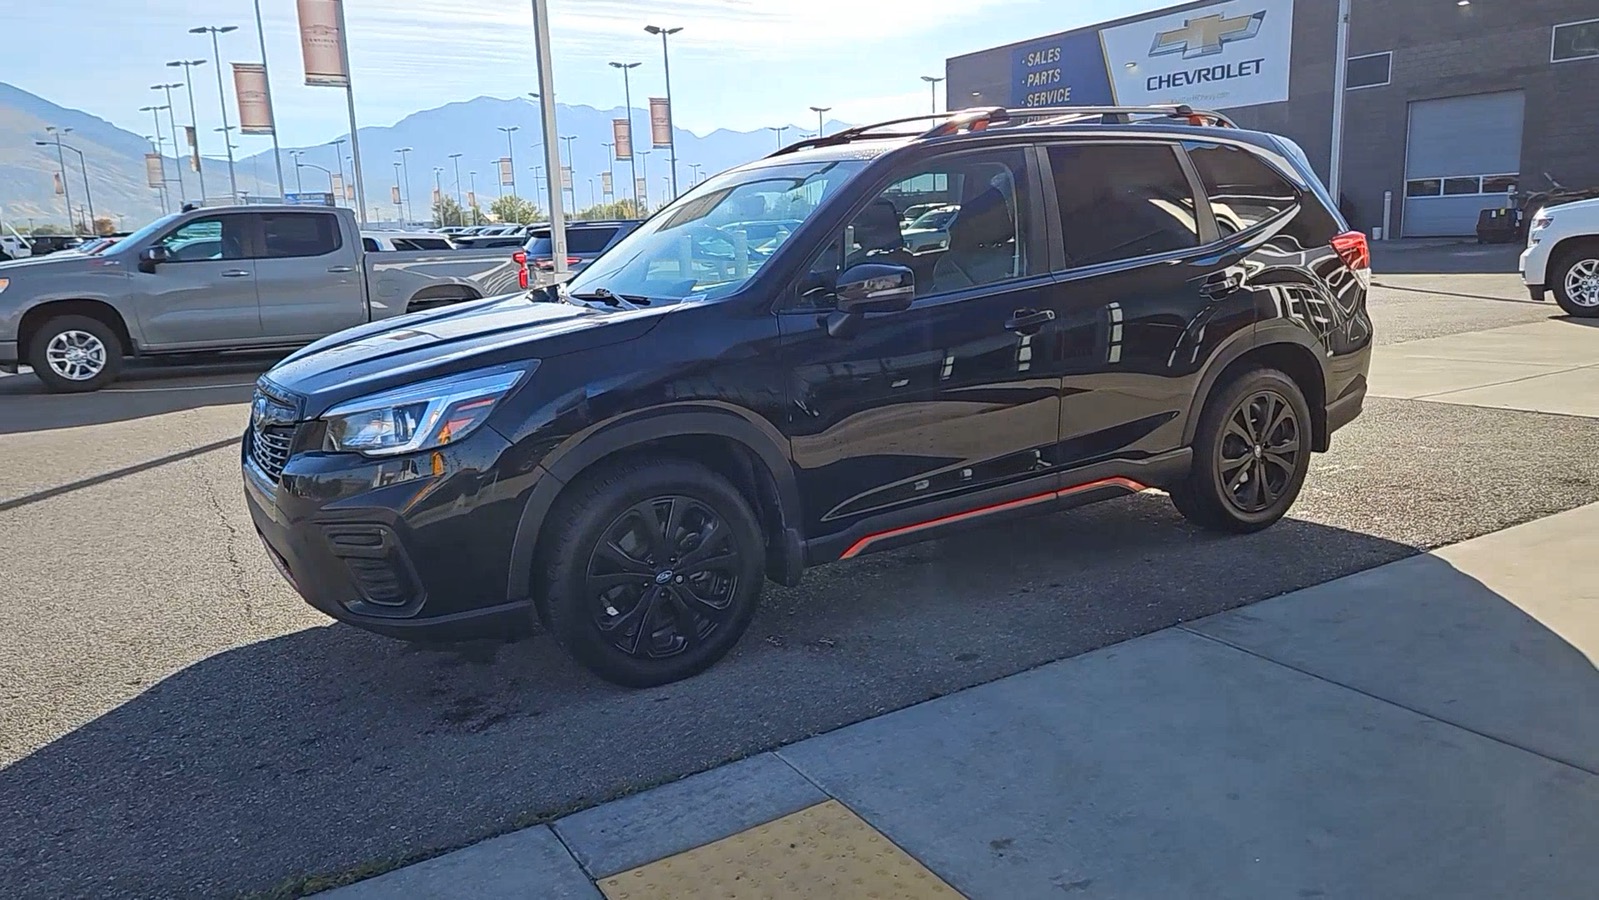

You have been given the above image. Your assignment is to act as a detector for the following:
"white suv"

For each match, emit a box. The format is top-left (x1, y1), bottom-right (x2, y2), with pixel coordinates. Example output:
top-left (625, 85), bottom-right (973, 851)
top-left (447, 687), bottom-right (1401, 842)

top-left (0, 234), bottom-right (32, 261)
top-left (1522, 196), bottom-right (1599, 317)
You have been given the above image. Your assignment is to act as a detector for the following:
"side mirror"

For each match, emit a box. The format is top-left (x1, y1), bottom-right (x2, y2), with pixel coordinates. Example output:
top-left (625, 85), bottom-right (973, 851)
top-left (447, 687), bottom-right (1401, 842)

top-left (835, 263), bottom-right (915, 315)
top-left (138, 245), bottom-right (169, 274)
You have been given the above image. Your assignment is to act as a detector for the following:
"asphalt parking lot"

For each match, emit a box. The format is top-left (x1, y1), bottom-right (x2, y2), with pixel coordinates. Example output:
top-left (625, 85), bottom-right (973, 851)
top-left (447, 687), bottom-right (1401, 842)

top-left (4, 241), bottom-right (1598, 898)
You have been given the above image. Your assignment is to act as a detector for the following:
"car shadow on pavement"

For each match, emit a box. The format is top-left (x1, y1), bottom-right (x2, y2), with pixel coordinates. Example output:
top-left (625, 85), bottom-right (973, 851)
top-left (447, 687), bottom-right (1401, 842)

top-left (0, 500), bottom-right (1585, 898)
top-left (0, 354), bottom-right (282, 434)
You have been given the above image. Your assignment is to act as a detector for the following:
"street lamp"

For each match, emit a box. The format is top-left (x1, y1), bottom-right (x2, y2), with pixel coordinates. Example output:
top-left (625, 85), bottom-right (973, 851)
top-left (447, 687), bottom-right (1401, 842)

top-left (289, 149), bottom-right (306, 193)
top-left (139, 105), bottom-right (173, 206)
top-left (920, 75), bottom-right (944, 114)
top-left (41, 126), bottom-right (75, 225)
top-left (432, 165), bottom-right (445, 219)
top-left (560, 134), bottom-right (577, 209)
top-left (395, 147), bottom-right (414, 220)
top-left (249, 0), bottom-right (287, 197)
top-left (809, 106), bottom-right (832, 137)
top-left (644, 25), bottom-right (683, 199)
top-left (167, 59), bottom-right (208, 199)
top-left (448, 152), bottom-right (465, 211)
top-left (688, 162), bottom-right (702, 184)
top-left (600, 141), bottom-right (616, 198)
top-left (143, 133), bottom-right (171, 213)
top-left (190, 25), bottom-right (241, 201)
top-left (36, 136), bottom-right (96, 229)
top-left (392, 161), bottom-right (405, 220)
top-left (330, 137), bottom-right (348, 203)
top-left (151, 84), bottom-right (187, 201)
top-left (468, 170), bottom-right (479, 224)
top-left (497, 125), bottom-right (520, 196)
top-left (767, 125), bottom-right (789, 148)
top-left (608, 61), bottom-right (642, 209)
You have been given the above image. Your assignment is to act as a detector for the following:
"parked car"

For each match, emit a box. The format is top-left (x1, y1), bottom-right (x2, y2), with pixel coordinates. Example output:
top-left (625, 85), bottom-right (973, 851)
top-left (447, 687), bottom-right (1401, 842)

top-left (456, 225), bottom-right (536, 250)
top-left (1522, 195), bottom-right (1599, 317)
top-left (521, 220), bottom-right (642, 274)
top-left (19, 234), bottom-right (83, 257)
top-left (897, 202), bottom-right (947, 228)
top-left (1, 234), bottom-right (33, 261)
top-left (900, 204), bottom-right (960, 253)
top-left (361, 231), bottom-right (456, 251)
top-left (0, 204), bottom-right (521, 391)
top-left (242, 104), bottom-right (1372, 687)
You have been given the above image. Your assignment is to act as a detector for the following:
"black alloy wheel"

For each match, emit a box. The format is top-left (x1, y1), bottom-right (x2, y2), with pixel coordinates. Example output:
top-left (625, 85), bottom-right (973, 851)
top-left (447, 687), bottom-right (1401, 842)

top-left (587, 496), bottom-right (741, 660)
top-left (542, 459), bottom-right (765, 687)
top-left (1218, 389), bottom-right (1302, 515)
top-left (1170, 367), bottom-right (1312, 534)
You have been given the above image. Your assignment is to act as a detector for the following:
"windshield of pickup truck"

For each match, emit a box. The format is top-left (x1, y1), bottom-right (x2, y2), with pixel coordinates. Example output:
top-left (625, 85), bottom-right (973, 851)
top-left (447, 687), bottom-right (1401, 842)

top-left (563, 157), bottom-right (867, 305)
top-left (112, 212), bottom-right (183, 251)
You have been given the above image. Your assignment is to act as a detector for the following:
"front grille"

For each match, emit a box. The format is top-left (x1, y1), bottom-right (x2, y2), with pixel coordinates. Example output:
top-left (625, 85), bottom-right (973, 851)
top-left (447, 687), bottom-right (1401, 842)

top-left (251, 424), bottom-right (295, 482)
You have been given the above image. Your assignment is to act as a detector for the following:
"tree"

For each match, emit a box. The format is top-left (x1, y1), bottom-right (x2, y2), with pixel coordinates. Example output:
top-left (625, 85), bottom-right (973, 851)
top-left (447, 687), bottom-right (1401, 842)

top-left (573, 198), bottom-right (646, 221)
top-left (432, 195), bottom-right (465, 228)
top-left (92, 217), bottom-right (116, 236)
top-left (489, 194), bottom-right (543, 225)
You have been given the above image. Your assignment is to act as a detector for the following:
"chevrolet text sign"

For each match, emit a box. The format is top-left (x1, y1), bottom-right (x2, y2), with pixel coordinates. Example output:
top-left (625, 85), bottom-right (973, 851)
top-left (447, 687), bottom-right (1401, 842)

top-left (1008, 0), bottom-right (1293, 111)
top-left (1102, 0), bottom-right (1294, 110)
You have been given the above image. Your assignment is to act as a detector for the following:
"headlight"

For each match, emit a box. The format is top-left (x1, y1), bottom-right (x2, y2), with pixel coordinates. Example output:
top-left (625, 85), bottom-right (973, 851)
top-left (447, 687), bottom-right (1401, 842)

top-left (321, 363), bottom-right (534, 457)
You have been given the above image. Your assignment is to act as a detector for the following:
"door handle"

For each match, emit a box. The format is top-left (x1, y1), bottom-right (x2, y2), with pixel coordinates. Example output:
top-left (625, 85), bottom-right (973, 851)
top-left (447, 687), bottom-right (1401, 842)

top-left (221, 269), bottom-right (251, 278)
top-left (327, 265), bottom-right (355, 273)
top-left (1199, 268), bottom-right (1245, 298)
top-left (1004, 308), bottom-right (1056, 334)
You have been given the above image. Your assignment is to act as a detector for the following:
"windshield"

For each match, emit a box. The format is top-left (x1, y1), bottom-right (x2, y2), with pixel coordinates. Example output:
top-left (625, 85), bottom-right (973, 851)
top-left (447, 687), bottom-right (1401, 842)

top-left (112, 212), bottom-right (182, 251)
top-left (564, 157), bottom-right (867, 304)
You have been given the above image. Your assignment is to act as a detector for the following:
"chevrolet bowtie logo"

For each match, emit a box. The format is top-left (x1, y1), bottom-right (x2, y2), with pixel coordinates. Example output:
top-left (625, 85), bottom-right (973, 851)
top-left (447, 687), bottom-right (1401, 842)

top-left (1150, 11), bottom-right (1267, 59)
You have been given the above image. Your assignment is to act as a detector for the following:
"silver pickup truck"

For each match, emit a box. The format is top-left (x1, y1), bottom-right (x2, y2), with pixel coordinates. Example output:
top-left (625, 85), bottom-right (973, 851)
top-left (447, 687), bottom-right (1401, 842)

top-left (0, 204), bottom-right (521, 392)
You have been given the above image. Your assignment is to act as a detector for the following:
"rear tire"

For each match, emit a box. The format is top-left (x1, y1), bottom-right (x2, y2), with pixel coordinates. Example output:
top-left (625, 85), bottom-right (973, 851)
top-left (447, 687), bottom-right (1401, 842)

top-left (1550, 245), bottom-right (1599, 318)
top-left (1170, 367), bottom-right (1312, 534)
top-left (540, 458), bottom-right (766, 688)
top-left (28, 314), bottom-right (124, 393)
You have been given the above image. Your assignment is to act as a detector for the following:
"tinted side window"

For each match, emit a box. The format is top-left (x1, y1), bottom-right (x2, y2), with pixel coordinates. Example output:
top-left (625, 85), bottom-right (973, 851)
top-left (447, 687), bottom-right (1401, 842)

top-left (362, 237), bottom-right (382, 252)
top-left (567, 228), bottom-right (619, 254)
top-left (159, 215), bottom-right (247, 261)
top-left (1185, 142), bottom-right (1300, 235)
top-left (1048, 144), bottom-right (1199, 268)
top-left (260, 213), bottom-right (342, 259)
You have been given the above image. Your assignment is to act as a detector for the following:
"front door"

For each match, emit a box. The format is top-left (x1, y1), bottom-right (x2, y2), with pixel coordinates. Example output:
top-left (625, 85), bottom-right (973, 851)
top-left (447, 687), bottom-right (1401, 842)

top-left (254, 210), bottom-right (367, 342)
top-left (779, 145), bottom-right (1065, 547)
top-left (130, 213), bottom-right (261, 348)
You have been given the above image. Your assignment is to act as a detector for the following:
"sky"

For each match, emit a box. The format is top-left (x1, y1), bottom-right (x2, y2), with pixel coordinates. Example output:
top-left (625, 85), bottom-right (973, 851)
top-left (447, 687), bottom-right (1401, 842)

top-left (2, 0), bottom-right (1168, 150)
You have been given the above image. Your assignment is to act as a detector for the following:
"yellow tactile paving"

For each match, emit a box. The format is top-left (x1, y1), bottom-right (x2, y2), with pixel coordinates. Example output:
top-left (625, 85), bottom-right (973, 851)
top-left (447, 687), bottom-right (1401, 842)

top-left (596, 799), bottom-right (967, 900)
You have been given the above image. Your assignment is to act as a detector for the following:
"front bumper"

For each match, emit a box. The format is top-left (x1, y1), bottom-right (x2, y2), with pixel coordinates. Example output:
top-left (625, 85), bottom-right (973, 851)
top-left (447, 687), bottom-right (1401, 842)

top-left (1520, 241), bottom-right (1550, 287)
top-left (241, 424), bottom-right (537, 641)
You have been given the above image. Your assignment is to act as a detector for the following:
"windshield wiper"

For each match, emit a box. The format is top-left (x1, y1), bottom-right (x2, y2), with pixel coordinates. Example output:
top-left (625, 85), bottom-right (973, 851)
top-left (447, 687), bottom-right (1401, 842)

top-left (567, 287), bottom-right (651, 308)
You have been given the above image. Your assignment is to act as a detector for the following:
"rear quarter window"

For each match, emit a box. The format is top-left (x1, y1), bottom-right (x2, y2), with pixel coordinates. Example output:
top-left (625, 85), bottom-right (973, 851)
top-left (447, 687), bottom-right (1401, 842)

top-left (1184, 142), bottom-right (1300, 235)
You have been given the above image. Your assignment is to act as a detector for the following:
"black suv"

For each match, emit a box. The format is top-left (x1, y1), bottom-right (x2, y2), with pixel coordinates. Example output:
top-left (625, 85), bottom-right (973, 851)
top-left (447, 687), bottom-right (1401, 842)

top-left (242, 106), bottom-right (1372, 687)
top-left (520, 220), bottom-right (642, 275)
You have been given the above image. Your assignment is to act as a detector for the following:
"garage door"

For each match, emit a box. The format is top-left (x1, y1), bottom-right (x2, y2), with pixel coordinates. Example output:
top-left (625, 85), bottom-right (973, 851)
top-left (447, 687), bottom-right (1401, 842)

top-left (1403, 91), bottom-right (1524, 237)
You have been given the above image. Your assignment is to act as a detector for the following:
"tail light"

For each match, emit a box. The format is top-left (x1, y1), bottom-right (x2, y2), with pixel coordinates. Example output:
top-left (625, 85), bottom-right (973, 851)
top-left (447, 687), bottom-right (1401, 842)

top-left (512, 250), bottom-right (529, 289)
top-left (1331, 230), bottom-right (1371, 288)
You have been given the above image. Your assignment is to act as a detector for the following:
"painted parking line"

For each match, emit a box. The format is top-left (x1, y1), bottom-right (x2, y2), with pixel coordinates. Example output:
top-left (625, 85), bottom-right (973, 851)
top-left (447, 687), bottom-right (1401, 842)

top-left (597, 800), bottom-right (964, 900)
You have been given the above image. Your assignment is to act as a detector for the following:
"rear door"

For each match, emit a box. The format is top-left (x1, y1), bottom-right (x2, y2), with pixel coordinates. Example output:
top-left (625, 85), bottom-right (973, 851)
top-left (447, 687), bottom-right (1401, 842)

top-left (1036, 139), bottom-right (1251, 467)
top-left (129, 213), bottom-right (261, 347)
top-left (254, 210), bottom-right (366, 341)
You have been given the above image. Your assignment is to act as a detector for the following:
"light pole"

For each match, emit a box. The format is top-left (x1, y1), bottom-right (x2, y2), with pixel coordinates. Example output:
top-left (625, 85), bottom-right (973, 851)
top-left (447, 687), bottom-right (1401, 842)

top-left (392, 161), bottom-right (404, 220)
top-left (560, 134), bottom-right (577, 209)
top-left (638, 149), bottom-right (650, 213)
top-left (810, 106), bottom-right (831, 137)
top-left (191, 25), bottom-right (241, 201)
top-left (395, 147), bottom-right (414, 220)
top-left (644, 25), bottom-right (682, 199)
top-left (497, 125), bottom-right (519, 196)
top-left (140, 105), bottom-right (173, 205)
top-left (330, 137), bottom-right (348, 203)
top-left (144, 134), bottom-right (170, 213)
top-left (1328, 0), bottom-right (1352, 201)
top-left (530, 0), bottom-right (569, 272)
top-left (36, 138), bottom-right (96, 229)
top-left (608, 61), bottom-right (641, 210)
top-left (42, 126), bottom-right (75, 225)
top-left (767, 125), bottom-right (789, 148)
top-left (600, 141), bottom-right (616, 199)
top-left (449, 152), bottom-right (464, 210)
top-left (299, 160), bottom-right (336, 195)
top-left (588, 176), bottom-right (596, 208)
top-left (432, 166), bottom-right (445, 221)
top-left (688, 162), bottom-right (702, 184)
top-left (468, 170), bottom-right (479, 224)
top-left (921, 75), bottom-right (944, 114)
top-left (152, 84), bottom-right (187, 201)
top-left (289, 149), bottom-right (306, 193)
top-left (167, 59), bottom-right (208, 199)
top-left (250, 0), bottom-right (287, 197)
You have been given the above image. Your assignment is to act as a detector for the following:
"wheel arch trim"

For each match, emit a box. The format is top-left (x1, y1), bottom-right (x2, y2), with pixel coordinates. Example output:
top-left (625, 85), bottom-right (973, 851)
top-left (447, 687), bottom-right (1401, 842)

top-left (1181, 321), bottom-right (1330, 449)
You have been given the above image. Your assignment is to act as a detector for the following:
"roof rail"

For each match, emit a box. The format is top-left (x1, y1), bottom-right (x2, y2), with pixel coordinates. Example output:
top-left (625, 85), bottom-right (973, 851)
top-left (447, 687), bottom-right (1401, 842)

top-left (766, 104), bottom-right (1235, 158)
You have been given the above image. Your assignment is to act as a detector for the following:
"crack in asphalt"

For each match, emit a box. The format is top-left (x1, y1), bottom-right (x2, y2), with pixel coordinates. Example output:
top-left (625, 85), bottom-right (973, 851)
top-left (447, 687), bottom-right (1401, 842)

top-left (186, 434), bottom-right (256, 624)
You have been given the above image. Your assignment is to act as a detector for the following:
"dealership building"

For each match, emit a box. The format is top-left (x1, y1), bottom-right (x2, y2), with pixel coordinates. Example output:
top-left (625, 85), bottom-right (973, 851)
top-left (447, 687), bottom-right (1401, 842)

top-left (945, 0), bottom-right (1599, 237)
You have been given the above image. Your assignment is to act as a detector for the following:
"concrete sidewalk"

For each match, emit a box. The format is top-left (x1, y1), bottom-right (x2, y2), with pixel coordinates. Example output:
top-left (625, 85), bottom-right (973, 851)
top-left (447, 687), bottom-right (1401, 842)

top-left (323, 499), bottom-right (1599, 899)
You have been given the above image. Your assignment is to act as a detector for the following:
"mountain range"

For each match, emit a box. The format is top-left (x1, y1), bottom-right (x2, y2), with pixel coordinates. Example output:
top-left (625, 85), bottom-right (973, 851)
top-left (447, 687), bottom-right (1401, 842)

top-left (0, 82), bottom-right (847, 229)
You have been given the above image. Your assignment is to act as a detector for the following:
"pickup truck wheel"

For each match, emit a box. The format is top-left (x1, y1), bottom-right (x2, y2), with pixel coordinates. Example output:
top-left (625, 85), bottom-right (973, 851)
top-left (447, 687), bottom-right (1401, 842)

top-left (541, 458), bottom-right (766, 688)
top-left (29, 315), bottom-right (124, 393)
top-left (1551, 249), bottom-right (1599, 318)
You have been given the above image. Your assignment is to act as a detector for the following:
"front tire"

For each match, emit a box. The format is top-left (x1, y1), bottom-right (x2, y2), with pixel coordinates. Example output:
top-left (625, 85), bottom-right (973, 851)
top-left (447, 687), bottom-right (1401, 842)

top-left (1551, 246), bottom-right (1599, 318)
top-left (1171, 367), bottom-right (1312, 534)
top-left (28, 314), bottom-right (124, 393)
top-left (540, 459), bottom-right (766, 688)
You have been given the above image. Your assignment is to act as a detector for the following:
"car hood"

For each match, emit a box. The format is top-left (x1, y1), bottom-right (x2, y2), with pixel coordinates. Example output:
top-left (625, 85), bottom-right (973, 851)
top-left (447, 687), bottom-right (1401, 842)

top-left (263, 291), bottom-right (670, 417)
top-left (0, 252), bottom-right (99, 273)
